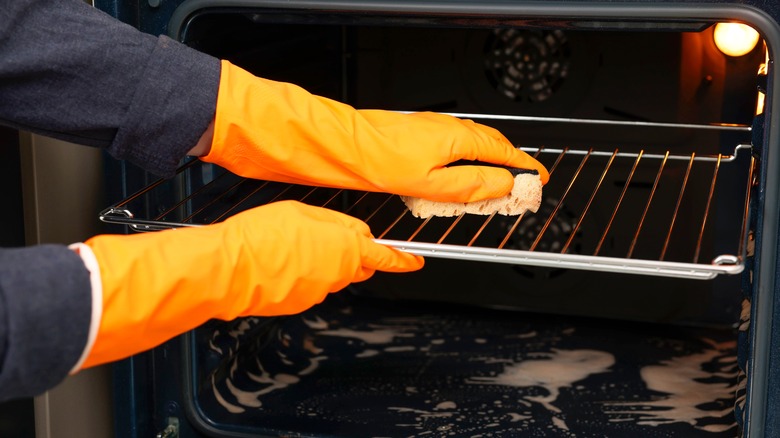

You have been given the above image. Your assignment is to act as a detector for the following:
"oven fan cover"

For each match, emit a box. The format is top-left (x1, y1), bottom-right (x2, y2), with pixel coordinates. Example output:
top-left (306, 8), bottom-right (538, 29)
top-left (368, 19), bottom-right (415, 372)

top-left (484, 29), bottom-right (572, 103)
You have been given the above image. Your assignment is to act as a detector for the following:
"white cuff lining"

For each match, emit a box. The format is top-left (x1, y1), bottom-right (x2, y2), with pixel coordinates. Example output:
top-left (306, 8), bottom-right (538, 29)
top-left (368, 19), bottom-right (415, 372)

top-left (67, 243), bottom-right (103, 373)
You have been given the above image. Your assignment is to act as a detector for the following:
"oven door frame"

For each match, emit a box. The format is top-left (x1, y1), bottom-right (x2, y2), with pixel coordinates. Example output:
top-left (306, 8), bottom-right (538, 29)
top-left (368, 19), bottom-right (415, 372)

top-left (95, 1), bottom-right (780, 437)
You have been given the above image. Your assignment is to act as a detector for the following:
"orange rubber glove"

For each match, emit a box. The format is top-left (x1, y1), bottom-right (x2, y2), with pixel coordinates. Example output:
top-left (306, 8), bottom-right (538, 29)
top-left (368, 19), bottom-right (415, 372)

top-left (201, 60), bottom-right (549, 203)
top-left (79, 201), bottom-right (422, 368)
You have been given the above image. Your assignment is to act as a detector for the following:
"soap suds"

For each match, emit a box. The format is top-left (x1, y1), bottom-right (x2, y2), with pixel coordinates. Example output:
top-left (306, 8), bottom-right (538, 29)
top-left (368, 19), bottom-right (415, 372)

top-left (388, 407), bottom-right (455, 419)
top-left (507, 412), bottom-right (532, 422)
top-left (302, 316), bottom-right (329, 330)
top-left (298, 355), bottom-right (327, 376)
top-left (207, 300), bottom-right (736, 437)
top-left (212, 375), bottom-right (245, 413)
top-left (318, 328), bottom-right (412, 344)
top-left (385, 346), bottom-right (416, 353)
top-left (468, 349), bottom-right (614, 433)
top-left (356, 349), bottom-right (380, 358)
top-left (469, 349), bottom-right (615, 413)
top-left (435, 401), bottom-right (457, 410)
top-left (605, 340), bottom-right (737, 432)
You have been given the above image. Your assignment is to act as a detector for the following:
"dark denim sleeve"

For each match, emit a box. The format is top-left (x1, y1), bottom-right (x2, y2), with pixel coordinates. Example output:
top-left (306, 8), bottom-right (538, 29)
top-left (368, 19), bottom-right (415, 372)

top-left (0, 0), bottom-right (222, 401)
top-left (0, 246), bottom-right (92, 401)
top-left (0, 0), bottom-right (220, 177)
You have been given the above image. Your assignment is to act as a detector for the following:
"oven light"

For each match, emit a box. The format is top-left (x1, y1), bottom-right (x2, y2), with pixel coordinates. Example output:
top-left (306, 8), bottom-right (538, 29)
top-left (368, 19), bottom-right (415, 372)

top-left (713, 23), bottom-right (760, 57)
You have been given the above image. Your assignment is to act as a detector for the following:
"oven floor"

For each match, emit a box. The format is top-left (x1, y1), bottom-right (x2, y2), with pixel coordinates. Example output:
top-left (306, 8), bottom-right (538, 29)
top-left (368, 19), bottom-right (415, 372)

top-left (195, 292), bottom-right (738, 437)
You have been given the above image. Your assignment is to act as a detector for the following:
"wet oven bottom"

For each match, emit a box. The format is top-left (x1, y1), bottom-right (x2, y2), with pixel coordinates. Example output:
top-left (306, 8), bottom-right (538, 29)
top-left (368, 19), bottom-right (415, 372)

top-left (190, 292), bottom-right (738, 437)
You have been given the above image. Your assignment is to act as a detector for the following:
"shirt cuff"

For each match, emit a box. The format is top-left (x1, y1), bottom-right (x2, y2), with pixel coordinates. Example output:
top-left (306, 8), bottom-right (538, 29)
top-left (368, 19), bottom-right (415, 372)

top-left (67, 243), bottom-right (103, 373)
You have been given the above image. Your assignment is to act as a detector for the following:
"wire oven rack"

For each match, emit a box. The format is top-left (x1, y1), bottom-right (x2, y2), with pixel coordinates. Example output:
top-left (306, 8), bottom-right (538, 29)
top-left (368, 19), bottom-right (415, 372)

top-left (100, 114), bottom-right (755, 280)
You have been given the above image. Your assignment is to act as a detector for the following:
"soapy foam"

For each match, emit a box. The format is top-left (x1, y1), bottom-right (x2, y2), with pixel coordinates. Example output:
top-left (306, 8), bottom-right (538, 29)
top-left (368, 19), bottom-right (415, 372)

top-left (207, 301), bottom-right (736, 436)
top-left (468, 349), bottom-right (614, 433)
top-left (468, 349), bottom-right (615, 413)
top-left (356, 349), bottom-right (380, 358)
top-left (435, 401), bottom-right (457, 410)
top-left (212, 373), bottom-right (245, 414)
top-left (388, 407), bottom-right (455, 419)
top-left (605, 340), bottom-right (737, 432)
top-left (318, 328), bottom-right (412, 344)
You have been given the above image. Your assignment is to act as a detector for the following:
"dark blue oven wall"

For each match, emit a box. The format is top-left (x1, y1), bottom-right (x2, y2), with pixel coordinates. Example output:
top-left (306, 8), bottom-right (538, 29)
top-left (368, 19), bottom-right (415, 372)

top-left (93, 1), bottom-right (780, 437)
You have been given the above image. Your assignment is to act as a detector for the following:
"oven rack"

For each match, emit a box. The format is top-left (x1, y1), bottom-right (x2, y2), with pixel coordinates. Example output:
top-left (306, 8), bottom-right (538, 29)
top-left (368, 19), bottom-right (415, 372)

top-left (100, 116), bottom-right (755, 281)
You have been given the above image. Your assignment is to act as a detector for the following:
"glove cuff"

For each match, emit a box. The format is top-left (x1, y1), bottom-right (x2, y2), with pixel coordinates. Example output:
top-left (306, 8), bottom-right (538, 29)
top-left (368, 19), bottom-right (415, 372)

top-left (199, 60), bottom-right (249, 174)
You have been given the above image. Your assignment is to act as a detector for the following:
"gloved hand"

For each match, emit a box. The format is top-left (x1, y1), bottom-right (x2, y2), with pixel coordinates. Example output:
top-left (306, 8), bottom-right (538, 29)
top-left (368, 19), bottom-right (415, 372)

top-left (79, 201), bottom-right (422, 368)
top-left (201, 60), bottom-right (549, 203)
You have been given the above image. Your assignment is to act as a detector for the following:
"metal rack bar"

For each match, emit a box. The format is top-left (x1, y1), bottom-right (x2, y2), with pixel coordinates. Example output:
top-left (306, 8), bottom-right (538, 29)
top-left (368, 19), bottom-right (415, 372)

top-left (344, 192), bottom-right (370, 214)
top-left (437, 213), bottom-right (466, 244)
top-left (594, 151), bottom-right (644, 256)
top-left (520, 144), bottom-right (750, 162)
top-left (436, 112), bottom-right (752, 132)
top-left (299, 187), bottom-right (320, 203)
top-left (99, 140), bottom-right (753, 280)
top-left (321, 189), bottom-right (344, 208)
top-left (379, 209), bottom-right (407, 239)
top-left (364, 194), bottom-right (394, 223)
top-left (375, 240), bottom-right (743, 280)
top-left (108, 158), bottom-right (202, 210)
top-left (181, 178), bottom-right (250, 223)
top-left (97, 213), bottom-right (200, 231)
top-left (468, 212), bottom-right (497, 247)
top-left (737, 156), bottom-right (757, 261)
top-left (660, 153), bottom-right (696, 261)
top-left (562, 149), bottom-right (618, 254)
top-left (408, 216), bottom-right (433, 241)
top-left (627, 151), bottom-right (670, 258)
top-left (152, 170), bottom-right (233, 221)
top-left (531, 149), bottom-right (592, 251)
top-left (693, 155), bottom-right (722, 263)
top-left (211, 182), bottom-right (293, 224)
top-left (498, 212), bottom-right (528, 250)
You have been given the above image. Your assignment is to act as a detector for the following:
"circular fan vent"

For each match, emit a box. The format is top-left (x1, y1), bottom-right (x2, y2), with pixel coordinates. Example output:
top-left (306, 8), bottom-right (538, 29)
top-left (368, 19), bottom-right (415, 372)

top-left (498, 197), bottom-right (581, 281)
top-left (499, 197), bottom-right (580, 253)
top-left (484, 29), bottom-right (571, 103)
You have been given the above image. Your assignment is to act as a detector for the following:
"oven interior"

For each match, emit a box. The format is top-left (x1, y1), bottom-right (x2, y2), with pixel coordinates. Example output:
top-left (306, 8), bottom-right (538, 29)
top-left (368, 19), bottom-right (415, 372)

top-left (105, 9), bottom-right (767, 438)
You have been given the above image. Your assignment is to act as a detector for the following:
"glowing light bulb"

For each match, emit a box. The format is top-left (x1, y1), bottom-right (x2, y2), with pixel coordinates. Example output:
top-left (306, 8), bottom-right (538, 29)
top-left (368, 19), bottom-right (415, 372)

top-left (713, 23), bottom-right (760, 57)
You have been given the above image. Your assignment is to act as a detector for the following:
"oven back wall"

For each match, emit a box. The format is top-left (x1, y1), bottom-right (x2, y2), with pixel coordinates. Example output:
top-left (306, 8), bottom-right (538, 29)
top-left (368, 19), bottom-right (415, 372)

top-left (182, 15), bottom-right (754, 326)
